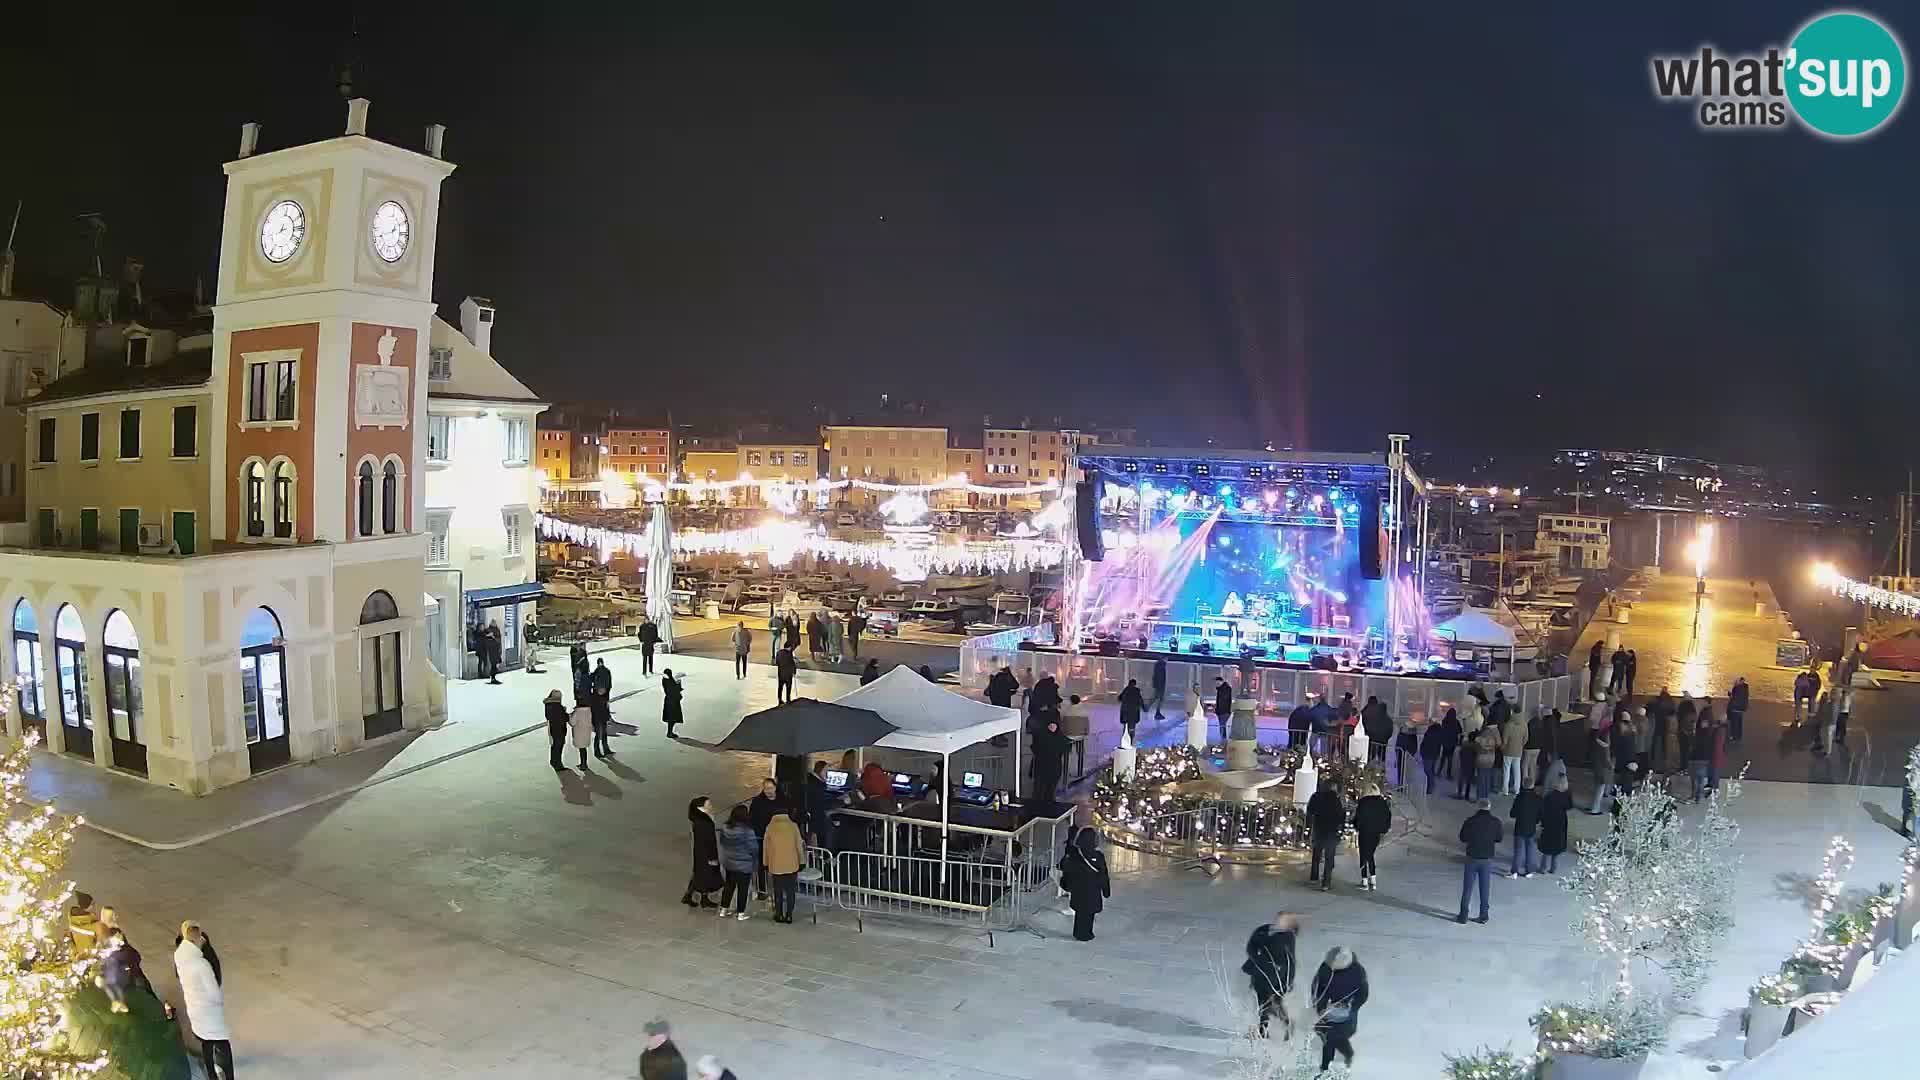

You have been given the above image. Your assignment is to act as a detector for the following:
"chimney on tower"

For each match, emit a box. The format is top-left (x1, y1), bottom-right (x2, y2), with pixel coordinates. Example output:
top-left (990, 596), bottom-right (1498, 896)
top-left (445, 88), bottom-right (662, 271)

top-left (346, 97), bottom-right (370, 136)
top-left (425, 123), bottom-right (447, 159)
top-left (238, 122), bottom-right (260, 158)
top-left (460, 296), bottom-right (496, 355)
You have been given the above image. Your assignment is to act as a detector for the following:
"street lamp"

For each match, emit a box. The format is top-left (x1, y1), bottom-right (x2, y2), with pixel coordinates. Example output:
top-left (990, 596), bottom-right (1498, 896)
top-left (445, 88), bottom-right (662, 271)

top-left (1684, 522), bottom-right (1714, 655)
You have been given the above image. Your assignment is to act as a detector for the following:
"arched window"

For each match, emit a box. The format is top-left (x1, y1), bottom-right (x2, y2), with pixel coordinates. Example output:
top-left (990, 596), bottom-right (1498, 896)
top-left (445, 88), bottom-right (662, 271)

top-left (53, 603), bottom-right (90, 759)
top-left (12, 600), bottom-right (43, 738)
top-left (271, 459), bottom-right (295, 539)
top-left (356, 460), bottom-right (376, 537)
top-left (102, 610), bottom-right (145, 775)
top-left (359, 590), bottom-right (403, 738)
top-left (381, 460), bottom-right (400, 534)
top-left (239, 606), bottom-right (290, 773)
top-left (244, 459), bottom-right (266, 537)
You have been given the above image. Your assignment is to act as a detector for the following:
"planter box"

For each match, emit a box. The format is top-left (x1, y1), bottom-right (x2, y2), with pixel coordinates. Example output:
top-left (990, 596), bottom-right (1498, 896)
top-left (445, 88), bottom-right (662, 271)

top-left (1745, 1001), bottom-right (1792, 1059)
top-left (1788, 992), bottom-right (1844, 1035)
top-left (1836, 942), bottom-right (1869, 987)
top-left (1540, 1052), bottom-right (1648, 1080)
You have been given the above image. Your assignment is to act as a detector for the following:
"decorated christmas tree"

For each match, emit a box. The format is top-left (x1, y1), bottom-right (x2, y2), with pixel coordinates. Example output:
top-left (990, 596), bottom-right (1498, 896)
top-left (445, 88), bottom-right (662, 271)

top-left (0, 732), bottom-right (108, 1078)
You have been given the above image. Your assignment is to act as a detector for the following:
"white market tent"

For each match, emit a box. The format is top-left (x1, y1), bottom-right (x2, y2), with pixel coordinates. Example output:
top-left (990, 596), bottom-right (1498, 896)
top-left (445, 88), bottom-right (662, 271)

top-left (1433, 609), bottom-right (1518, 648)
top-left (832, 666), bottom-right (1024, 879)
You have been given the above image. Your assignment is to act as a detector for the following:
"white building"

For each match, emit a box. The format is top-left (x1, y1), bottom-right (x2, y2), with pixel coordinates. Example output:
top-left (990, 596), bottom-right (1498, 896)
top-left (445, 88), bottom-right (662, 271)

top-left (422, 298), bottom-right (546, 679)
top-left (1535, 513), bottom-right (1611, 570)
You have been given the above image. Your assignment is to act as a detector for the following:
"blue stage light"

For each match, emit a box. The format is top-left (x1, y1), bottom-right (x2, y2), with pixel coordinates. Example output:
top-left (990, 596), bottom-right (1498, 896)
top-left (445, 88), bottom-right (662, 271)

top-left (1218, 484), bottom-right (1233, 498)
top-left (1330, 488), bottom-right (1343, 502)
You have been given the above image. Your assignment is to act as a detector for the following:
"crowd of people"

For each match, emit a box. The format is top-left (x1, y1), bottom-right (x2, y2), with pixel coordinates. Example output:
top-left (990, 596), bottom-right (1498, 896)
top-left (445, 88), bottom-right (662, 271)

top-left (65, 893), bottom-right (235, 1079)
top-left (1240, 912), bottom-right (1373, 1071)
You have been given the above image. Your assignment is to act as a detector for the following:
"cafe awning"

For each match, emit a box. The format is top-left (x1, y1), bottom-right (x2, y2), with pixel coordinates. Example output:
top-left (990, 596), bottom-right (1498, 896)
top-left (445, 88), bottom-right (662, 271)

top-left (466, 581), bottom-right (545, 609)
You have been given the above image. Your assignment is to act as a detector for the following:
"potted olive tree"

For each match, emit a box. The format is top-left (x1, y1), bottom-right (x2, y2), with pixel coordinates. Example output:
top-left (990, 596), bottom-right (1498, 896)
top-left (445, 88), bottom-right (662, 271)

top-left (1744, 972), bottom-right (1799, 1058)
top-left (1532, 999), bottom-right (1666, 1080)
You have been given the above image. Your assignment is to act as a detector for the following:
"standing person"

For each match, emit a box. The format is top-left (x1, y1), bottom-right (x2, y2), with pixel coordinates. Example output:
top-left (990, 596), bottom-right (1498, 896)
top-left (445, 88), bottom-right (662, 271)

top-left (749, 779), bottom-right (781, 901)
top-left (569, 694), bottom-right (594, 769)
top-left (806, 612), bottom-right (824, 661)
top-left (1588, 640), bottom-right (1605, 699)
top-left (1632, 706), bottom-right (1653, 775)
top-left (1520, 708), bottom-right (1544, 790)
top-left (1438, 705), bottom-right (1461, 781)
top-left (1687, 703), bottom-right (1716, 802)
top-left (1305, 781), bottom-right (1345, 892)
top-left (682, 797), bottom-right (723, 909)
top-left (763, 805), bottom-right (805, 924)
top-left (638, 616), bottom-right (659, 675)
top-left (859, 659), bottom-right (880, 685)
top-left (1586, 723), bottom-right (1616, 815)
top-left (523, 620), bottom-right (545, 675)
top-left (174, 921), bottom-right (233, 1080)
top-left (1419, 719), bottom-right (1446, 794)
top-left (784, 609), bottom-right (800, 654)
top-left (1609, 646), bottom-right (1628, 696)
top-left (847, 610), bottom-right (866, 659)
top-left (1509, 782), bottom-right (1543, 878)
top-left (730, 621), bottom-right (752, 679)
top-left (775, 645), bottom-right (797, 703)
top-left (590, 658), bottom-right (614, 758)
top-left (767, 610), bottom-right (784, 662)
top-left (1792, 670), bottom-right (1811, 724)
top-left (1214, 677), bottom-right (1234, 742)
top-left (1675, 693), bottom-right (1697, 767)
top-left (1309, 947), bottom-right (1370, 1073)
top-left (1150, 655), bottom-right (1169, 719)
top-left (485, 624), bottom-right (504, 685)
top-left (826, 612), bottom-right (845, 664)
top-left (1029, 673), bottom-right (1063, 722)
top-left (1727, 676), bottom-right (1749, 744)
top-left (1118, 679), bottom-right (1145, 747)
top-left (1243, 912), bottom-right (1300, 1038)
top-left (1538, 777), bottom-right (1573, 873)
top-left (1472, 721), bottom-right (1501, 802)
top-left (1361, 696), bottom-right (1392, 764)
top-left (1702, 701), bottom-right (1727, 793)
top-left (640, 1021), bottom-right (688, 1080)
top-left (1456, 799), bottom-right (1502, 923)
top-left (1058, 827), bottom-right (1111, 942)
top-left (569, 641), bottom-right (590, 695)
top-left (544, 689), bottom-right (569, 771)
top-left (660, 669), bottom-right (685, 738)
top-left (1031, 719), bottom-right (1070, 801)
top-left (1624, 649), bottom-right (1639, 699)
top-left (717, 805), bottom-right (760, 921)
top-left (1500, 706), bottom-right (1526, 795)
top-left (1353, 785), bottom-right (1391, 891)
top-left (986, 665), bottom-right (1020, 708)
top-left (1647, 687), bottom-right (1676, 772)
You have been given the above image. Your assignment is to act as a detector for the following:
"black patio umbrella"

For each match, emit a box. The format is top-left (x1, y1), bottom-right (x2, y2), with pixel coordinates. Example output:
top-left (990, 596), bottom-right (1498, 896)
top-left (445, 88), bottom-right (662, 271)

top-left (716, 698), bottom-right (896, 756)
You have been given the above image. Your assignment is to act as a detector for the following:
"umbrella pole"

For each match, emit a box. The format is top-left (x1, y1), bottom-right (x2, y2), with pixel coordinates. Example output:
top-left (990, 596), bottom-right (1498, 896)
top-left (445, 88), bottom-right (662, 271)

top-left (940, 749), bottom-right (951, 885)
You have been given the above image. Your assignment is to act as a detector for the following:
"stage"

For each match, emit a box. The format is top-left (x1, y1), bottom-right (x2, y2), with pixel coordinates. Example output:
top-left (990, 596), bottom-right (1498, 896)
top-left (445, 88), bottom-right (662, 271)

top-left (1069, 442), bottom-right (1434, 671)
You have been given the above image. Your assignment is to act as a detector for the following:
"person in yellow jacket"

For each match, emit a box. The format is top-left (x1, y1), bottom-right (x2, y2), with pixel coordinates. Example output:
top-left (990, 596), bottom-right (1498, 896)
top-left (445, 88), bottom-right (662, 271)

top-left (761, 807), bottom-right (806, 924)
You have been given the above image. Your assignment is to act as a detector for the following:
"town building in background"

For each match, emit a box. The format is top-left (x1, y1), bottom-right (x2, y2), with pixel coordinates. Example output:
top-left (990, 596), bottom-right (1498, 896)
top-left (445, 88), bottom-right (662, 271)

top-left (823, 423), bottom-right (948, 506)
top-left (736, 436), bottom-right (817, 506)
top-left (422, 297), bottom-right (546, 680)
top-left (0, 100), bottom-right (450, 793)
top-left (981, 424), bottom-right (1079, 508)
top-left (944, 434), bottom-right (983, 509)
top-left (535, 424), bottom-right (569, 482)
top-left (604, 421), bottom-right (672, 484)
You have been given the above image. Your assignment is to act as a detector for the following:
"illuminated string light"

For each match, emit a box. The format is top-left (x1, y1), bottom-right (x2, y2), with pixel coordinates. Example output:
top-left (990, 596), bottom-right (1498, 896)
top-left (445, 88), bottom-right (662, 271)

top-left (536, 513), bottom-right (1067, 575)
top-left (1811, 563), bottom-right (1920, 617)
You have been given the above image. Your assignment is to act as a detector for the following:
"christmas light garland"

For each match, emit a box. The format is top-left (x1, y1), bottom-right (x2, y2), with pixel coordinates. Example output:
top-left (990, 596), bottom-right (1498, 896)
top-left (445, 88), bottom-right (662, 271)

top-left (535, 513), bottom-right (1068, 575)
top-left (1090, 744), bottom-right (1388, 855)
top-left (1810, 566), bottom-right (1920, 617)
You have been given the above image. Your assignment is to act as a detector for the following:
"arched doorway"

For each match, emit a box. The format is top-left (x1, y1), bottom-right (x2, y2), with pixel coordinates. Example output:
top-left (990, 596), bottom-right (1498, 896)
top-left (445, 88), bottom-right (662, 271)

top-left (12, 601), bottom-right (44, 743)
top-left (102, 610), bottom-right (146, 775)
top-left (53, 604), bottom-right (91, 759)
top-left (359, 590), bottom-right (403, 739)
top-left (240, 607), bottom-right (290, 773)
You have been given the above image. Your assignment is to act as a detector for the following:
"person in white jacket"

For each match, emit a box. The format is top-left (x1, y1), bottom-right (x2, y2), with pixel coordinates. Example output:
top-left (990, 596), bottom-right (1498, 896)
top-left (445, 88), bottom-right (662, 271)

top-left (174, 921), bottom-right (234, 1079)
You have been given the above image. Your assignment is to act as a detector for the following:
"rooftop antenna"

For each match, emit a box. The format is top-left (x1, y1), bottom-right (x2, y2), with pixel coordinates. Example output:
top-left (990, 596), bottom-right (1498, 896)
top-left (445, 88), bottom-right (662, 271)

top-left (336, 15), bottom-right (362, 99)
top-left (76, 212), bottom-right (107, 277)
top-left (1, 200), bottom-right (20, 297)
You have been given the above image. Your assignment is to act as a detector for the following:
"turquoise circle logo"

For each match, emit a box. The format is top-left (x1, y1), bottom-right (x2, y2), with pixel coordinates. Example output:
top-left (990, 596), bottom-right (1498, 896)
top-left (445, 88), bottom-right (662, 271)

top-left (1786, 11), bottom-right (1907, 137)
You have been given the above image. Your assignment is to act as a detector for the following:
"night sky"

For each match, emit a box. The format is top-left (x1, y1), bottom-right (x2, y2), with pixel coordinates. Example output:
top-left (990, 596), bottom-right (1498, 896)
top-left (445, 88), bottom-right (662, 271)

top-left (5, 3), bottom-right (1914, 486)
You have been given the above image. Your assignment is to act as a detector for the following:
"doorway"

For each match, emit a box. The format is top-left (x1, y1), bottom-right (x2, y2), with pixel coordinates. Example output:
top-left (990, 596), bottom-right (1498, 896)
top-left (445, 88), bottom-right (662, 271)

top-left (53, 604), bottom-right (91, 760)
top-left (359, 591), bottom-right (403, 739)
top-left (240, 607), bottom-right (290, 773)
top-left (102, 610), bottom-right (146, 775)
top-left (12, 600), bottom-right (44, 743)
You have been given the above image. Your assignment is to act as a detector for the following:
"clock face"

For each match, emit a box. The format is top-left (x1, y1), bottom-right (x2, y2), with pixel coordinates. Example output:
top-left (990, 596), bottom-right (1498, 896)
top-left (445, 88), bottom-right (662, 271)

top-left (259, 200), bottom-right (306, 264)
top-left (370, 200), bottom-right (411, 263)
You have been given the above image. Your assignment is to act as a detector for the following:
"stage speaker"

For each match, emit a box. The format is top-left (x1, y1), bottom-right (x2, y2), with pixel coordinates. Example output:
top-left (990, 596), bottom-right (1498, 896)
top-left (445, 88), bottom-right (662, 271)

top-left (1359, 492), bottom-right (1383, 579)
top-left (1076, 476), bottom-right (1105, 561)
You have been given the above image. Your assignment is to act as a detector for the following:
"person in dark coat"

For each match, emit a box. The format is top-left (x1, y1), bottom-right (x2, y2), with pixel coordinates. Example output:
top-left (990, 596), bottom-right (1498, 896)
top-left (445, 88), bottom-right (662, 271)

top-left (570, 642), bottom-right (591, 698)
top-left (1118, 679), bottom-right (1145, 746)
top-left (660, 669), bottom-right (685, 738)
top-left (1029, 674), bottom-right (1063, 719)
top-left (805, 613), bottom-right (825, 660)
top-left (1150, 656), bottom-right (1168, 719)
top-left (1456, 799), bottom-right (1502, 923)
top-left (483, 623), bottom-right (504, 684)
top-left (986, 666), bottom-right (1020, 708)
top-left (1438, 706), bottom-right (1461, 779)
top-left (641, 1020), bottom-right (688, 1080)
top-left (1608, 646), bottom-right (1628, 695)
top-left (638, 616), bottom-right (660, 675)
top-left (589, 659), bottom-right (614, 758)
top-left (1288, 701), bottom-right (1314, 749)
top-left (859, 659), bottom-right (880, 685)
top-left (748, 778), bottom-right (780, 900)
top-left (1031, 720), bottom-right (1070, 801)
top-left (772, 645), bottom-right (798, 703)
top-left (1305, 784), bottom-right (1345, 891)
top-left (682, 797), bottom-right (723, 908)
top-left (1243, 912), bottom-right (1300, 1037)
top-left (1352, 786), bottom-right (1391, 890)
top-left (1360, 696), bottom-right (1392, 762)
top-left (1588, 640), bottom-right (1605, 699)
top-left (1419, 721), bottom-right (1446, 793)
top-left (1058, 827), bottom-right (1111, 941)
top-left (1213, 678), bottom-right (1234, 742)
top-left (918, 664), bottom-right (934, 681)
top-left (1538, 777), bottom-right (1573, 873)
top-left (1309, 946), bottom-right (1370, 1073)
top-left (1647, 688), bottom-right (1676, 772)
top-left (1727, 676), bottom-right (1749, 743)
top-left (1624, 649), bottom-right (1639, 698)
top-left (543, 689), bottom-right (569, 770)
top-left (1509, 783), bottom-right (1544, 877)
top-left (1675, 694), bottom-right (1697, 765)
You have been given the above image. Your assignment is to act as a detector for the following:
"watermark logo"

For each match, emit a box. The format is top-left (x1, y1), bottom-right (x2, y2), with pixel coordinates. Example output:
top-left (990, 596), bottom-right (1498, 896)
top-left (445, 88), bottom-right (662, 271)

top-left (1650, 9), bottom-right (1907, 138)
